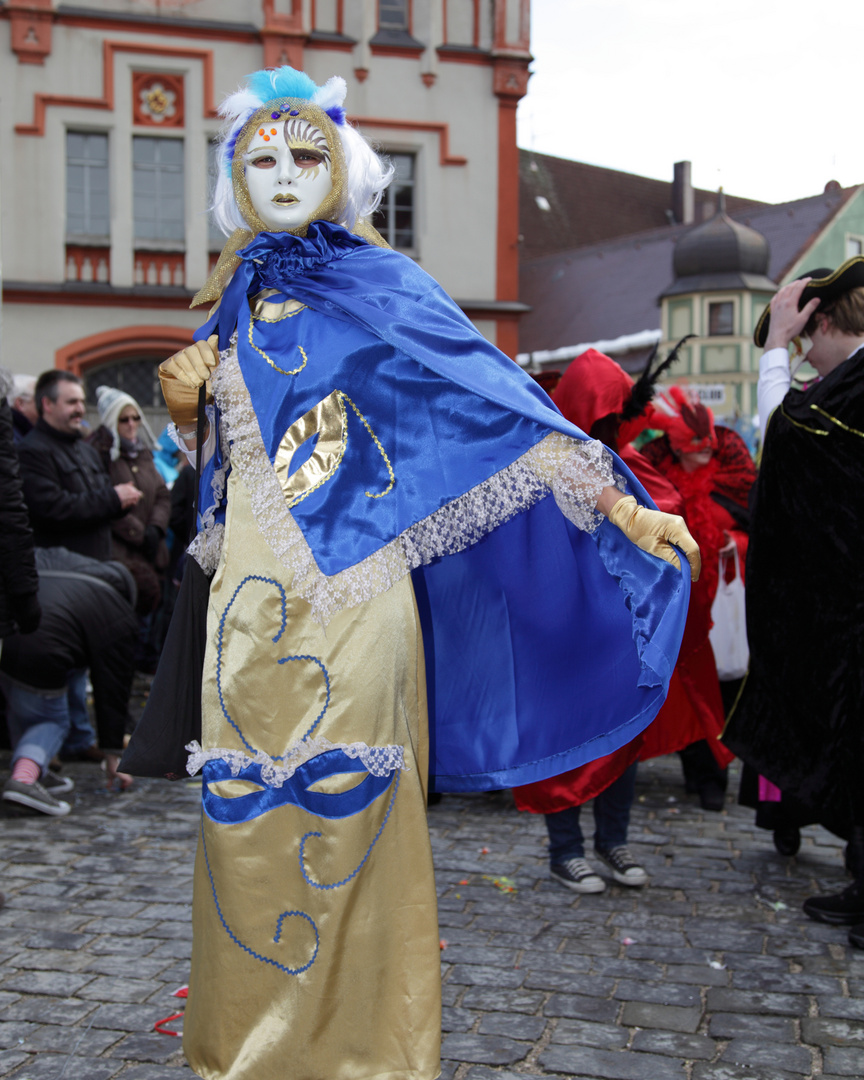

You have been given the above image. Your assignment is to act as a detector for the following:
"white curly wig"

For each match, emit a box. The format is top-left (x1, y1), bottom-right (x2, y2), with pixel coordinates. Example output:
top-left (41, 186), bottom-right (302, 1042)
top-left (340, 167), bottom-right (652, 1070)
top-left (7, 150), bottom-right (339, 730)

top-left (210, 66), bottom-right (394, 237)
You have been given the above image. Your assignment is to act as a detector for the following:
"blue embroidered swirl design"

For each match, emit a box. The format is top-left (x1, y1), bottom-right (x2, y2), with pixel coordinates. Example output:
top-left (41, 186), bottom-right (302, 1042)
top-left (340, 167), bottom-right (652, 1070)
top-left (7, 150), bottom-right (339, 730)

top-left (299, 771), bottom-right (400, 891)
top-left (216, 576), bottom-right (330, 756)
top-left (277, 655), bottom-right (330, 742)
top-left (201, 810), bottom-right (319, 975)
top-left (207, 571), bottom-right (404, 975)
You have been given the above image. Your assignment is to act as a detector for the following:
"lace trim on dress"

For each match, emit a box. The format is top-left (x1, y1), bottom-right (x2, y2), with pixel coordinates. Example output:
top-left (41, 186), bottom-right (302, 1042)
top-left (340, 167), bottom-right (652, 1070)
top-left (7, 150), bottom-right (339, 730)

top-left (523, 431), bottom-right (623, 533)
top-left (186, 738), bottom-right (407, 787)
top-left (178, 395), bottom-right (232, 576)
top-left (211, 342), bottom-right (625, 623)
top-left (187, 522), bottom-right (225, 576)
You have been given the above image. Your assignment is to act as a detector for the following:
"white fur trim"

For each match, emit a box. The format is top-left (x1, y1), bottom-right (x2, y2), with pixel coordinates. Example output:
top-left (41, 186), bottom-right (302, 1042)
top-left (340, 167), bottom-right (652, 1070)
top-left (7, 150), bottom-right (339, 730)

top-left (311, 76), bottom-right (347, 113)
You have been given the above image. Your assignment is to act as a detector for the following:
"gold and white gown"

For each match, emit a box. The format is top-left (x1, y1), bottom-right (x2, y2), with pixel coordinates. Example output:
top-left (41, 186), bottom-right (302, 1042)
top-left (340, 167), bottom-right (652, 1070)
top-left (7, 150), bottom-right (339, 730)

top-left (183, 358), bottom-right (441, 1080)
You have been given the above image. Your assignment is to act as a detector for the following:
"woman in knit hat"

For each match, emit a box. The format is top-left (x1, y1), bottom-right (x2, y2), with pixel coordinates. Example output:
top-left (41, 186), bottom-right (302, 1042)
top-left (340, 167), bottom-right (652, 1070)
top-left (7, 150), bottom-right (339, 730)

top-left (89, 385), bottom-right (170, 618)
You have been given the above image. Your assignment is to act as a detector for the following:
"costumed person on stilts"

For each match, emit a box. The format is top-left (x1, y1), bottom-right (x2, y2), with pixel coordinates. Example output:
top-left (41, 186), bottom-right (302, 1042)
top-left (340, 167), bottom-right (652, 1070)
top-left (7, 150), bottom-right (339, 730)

top-left (122, 66), bottom-right (699, 1080)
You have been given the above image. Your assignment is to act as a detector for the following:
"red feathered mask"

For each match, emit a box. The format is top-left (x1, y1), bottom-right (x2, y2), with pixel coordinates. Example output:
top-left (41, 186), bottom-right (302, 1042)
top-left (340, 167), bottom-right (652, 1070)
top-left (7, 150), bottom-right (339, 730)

top-left (649, 386), bottom-right (717, 454)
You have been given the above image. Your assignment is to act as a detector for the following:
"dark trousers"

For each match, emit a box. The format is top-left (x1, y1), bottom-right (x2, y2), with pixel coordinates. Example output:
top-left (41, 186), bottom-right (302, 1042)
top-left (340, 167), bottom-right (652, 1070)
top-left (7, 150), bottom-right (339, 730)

top-left (545, 763), bottom-right (638, 864)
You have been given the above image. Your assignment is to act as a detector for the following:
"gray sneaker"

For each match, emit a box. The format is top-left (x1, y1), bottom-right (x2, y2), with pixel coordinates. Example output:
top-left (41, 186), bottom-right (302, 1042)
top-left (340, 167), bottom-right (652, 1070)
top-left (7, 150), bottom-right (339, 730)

top-left (550, 857), bottom-right (606, 893)
top-left (42, 771), bottom-right (75, 796)
top-left (2, 778), bottom-right (71, 817)
top-left (595, 846), bottom-right (648, 887)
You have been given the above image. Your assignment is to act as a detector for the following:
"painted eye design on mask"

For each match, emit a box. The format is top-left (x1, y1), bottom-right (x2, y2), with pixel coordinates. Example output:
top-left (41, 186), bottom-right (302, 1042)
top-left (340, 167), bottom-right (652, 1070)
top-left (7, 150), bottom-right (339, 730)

top-left (291, 148), bottom-right (326, 170)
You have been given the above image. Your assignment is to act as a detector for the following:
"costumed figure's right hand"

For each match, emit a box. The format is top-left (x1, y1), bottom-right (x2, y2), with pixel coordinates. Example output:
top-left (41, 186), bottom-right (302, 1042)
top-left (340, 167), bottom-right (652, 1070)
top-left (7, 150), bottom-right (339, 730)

top-left (158, 335), bottom-right (220, 426)
top-left (607, 495), bottom-right (701, 582)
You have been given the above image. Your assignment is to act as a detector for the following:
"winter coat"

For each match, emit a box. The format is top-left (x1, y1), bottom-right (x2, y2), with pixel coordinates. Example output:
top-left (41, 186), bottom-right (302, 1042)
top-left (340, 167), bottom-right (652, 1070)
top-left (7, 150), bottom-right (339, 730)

top-left (90, 425), bottom-right (171, 613)
top-left (18, 419), bottom-right (123, 561)
top-left (0, 376), bottom-right (39, 638)
top-left (0, 547), bottom-right (137, 753)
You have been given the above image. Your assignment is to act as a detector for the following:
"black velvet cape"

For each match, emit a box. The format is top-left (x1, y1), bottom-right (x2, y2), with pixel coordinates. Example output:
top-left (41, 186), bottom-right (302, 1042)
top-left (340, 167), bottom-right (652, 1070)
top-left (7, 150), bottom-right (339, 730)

top-left (723, 347), bottom-right (864, 831)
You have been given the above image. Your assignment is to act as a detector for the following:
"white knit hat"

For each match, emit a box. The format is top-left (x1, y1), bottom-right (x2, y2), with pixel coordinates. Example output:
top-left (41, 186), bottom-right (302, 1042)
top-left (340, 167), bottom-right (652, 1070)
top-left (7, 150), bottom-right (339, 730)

top-left (95, 385), bottom-right (157, 460)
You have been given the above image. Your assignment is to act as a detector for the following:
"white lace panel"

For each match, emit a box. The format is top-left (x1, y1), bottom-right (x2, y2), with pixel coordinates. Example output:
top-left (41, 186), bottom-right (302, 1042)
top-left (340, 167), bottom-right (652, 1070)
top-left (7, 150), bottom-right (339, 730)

top-left (187, 522), bottom-right (225, 577)
top-left (206, 341), bottom-right (625, 622)
top-left (524, 431), bottom-right (625, 533)
top-left (186, 738), bottom-right (407, 787)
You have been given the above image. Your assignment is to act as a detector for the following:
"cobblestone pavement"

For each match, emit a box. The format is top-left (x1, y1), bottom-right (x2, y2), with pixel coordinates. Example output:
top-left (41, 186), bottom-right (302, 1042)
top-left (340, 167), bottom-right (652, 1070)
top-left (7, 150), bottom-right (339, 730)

top-left (2, 752), bottom-right (863, 1080)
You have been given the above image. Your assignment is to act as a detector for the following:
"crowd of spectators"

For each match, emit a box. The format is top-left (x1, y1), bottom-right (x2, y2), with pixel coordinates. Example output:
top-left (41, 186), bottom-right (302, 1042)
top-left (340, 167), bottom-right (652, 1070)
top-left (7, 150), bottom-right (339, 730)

top-left (0, 367), bottom-right (193, 816)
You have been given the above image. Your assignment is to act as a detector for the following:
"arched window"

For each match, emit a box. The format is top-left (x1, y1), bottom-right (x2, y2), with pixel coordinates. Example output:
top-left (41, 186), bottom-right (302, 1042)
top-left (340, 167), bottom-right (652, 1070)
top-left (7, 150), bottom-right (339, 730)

top-left (56, 325), bottom-right (195, 418)
top-left (82, 356), bottom-right (164, 408)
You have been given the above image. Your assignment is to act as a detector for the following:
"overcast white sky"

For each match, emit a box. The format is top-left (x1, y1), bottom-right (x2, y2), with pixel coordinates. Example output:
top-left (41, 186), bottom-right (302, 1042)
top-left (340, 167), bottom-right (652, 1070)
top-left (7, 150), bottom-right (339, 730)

top-left (516, 0), bottom-right (864, 205)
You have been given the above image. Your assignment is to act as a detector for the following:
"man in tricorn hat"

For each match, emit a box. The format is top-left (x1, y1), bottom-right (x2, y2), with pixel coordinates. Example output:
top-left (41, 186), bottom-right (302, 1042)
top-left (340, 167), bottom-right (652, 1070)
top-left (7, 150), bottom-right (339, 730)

top-left (723, 257), bottom-right (864, 944)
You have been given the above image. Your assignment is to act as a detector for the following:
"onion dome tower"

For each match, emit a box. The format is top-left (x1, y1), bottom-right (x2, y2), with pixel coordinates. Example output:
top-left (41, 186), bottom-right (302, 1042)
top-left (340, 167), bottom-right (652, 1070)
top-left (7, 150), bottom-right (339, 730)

top-left (658, 191), bottom-right (777, 422)
top-left (662, 191), bottom-right (776, 297)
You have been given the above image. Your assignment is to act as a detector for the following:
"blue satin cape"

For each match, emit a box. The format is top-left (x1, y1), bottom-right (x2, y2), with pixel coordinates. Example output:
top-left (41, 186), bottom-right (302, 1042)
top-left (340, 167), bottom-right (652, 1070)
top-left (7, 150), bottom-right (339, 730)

top-left (194, 223), bottom-right (690, 792)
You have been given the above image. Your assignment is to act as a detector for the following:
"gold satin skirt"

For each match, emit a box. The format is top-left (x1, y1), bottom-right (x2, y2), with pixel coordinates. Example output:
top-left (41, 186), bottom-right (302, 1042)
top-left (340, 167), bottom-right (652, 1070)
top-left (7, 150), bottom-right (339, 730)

top-left (183, 469), bottom-right (441, 1079)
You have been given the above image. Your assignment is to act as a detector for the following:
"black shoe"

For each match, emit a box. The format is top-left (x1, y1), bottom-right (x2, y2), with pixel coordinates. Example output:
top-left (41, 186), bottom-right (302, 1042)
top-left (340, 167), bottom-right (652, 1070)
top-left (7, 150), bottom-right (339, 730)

top-left (773, 826), bottom-right (801, 857)
top-left (699, 781), bottom-right (726, 812)
top-left (550, 858), bottom-right (605, 894)
top-left (595, 846), bottom-right (648, 887)
top-left (803, 882), bottom-right (864, 926)
top-left (849, 923), bottom-right (864, 949)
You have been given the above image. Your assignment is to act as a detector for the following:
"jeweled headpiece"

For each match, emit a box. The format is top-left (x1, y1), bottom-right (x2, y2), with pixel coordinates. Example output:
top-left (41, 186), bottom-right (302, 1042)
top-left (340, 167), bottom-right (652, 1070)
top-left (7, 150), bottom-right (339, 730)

top-left (195, 66), bottom-right (392, 307)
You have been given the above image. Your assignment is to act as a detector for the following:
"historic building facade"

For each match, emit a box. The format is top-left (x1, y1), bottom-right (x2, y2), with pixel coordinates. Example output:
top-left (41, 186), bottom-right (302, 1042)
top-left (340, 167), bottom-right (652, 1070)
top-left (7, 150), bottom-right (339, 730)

top-left (1, 0), bottom-right (530, 421)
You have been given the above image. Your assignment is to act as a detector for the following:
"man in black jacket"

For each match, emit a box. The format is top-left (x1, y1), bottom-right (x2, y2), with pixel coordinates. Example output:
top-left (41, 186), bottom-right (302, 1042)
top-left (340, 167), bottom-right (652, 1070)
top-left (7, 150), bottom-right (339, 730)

top-left (1, 547), bottom-right (138, 816)
top-left (17, 370), bottom-right (141, 561)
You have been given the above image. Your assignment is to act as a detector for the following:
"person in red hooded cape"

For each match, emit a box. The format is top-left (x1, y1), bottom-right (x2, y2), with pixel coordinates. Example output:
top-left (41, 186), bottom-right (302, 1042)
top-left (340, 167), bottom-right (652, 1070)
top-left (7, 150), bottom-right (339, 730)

top-left (514, 349), bottom-right (744, 891)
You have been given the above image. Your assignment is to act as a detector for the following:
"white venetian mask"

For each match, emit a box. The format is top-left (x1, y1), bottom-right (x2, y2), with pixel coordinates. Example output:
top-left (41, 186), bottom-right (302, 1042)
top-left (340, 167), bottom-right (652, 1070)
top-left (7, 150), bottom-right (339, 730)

top-left (244, 117), bottom-right (334, 232)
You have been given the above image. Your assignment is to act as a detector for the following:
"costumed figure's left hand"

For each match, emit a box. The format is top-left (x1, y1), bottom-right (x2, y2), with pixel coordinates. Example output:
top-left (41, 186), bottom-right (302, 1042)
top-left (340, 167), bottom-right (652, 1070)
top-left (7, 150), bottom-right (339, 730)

top-left (607, 495), bottom-right (701, 581)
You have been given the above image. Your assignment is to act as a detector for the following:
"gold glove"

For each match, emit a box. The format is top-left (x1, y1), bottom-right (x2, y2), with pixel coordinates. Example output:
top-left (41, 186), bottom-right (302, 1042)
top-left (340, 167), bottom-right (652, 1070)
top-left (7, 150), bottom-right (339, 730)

top-left (158, 335), bottom-right (219, 427)
top-left (607, 495), bottom-right (701, 582)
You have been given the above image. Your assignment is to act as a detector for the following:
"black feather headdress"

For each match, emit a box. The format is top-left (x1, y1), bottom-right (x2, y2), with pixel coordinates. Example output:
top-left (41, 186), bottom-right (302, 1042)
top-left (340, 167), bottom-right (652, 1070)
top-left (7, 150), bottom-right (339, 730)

top-left (619, 334), bottom-right (696, 423)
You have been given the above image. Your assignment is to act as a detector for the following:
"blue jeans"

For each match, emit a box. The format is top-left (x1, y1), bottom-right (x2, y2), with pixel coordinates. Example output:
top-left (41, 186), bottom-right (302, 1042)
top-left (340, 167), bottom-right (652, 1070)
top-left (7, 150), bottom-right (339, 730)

top-left (3, 679), bottom-right (75, 774)
top-left (59, 669), bottom-right (95, 756)
top-left (545, 763), bottom-right (638, 863)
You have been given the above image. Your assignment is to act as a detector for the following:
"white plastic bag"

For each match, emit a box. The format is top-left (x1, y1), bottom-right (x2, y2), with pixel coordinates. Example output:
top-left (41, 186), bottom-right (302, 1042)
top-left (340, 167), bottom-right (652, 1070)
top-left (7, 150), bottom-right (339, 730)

top-left (709, 549), bottom-right (749, 680)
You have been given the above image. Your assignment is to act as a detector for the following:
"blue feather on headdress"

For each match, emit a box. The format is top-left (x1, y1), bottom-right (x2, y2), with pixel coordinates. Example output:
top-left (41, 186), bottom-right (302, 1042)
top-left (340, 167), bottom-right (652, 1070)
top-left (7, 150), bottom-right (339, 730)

top-left (223, 67), bottom-right (346, 175)
top-left (246, 67), bottom-right (319, 104)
